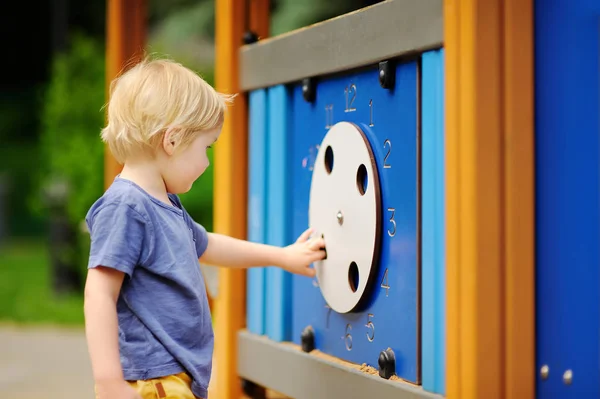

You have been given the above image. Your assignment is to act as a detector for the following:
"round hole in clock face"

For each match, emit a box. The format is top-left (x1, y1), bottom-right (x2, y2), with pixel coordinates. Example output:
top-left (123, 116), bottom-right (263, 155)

top-left (356, 164), bottom-right (368, 195)
top-left (348, 261), bottom-right (359, 293)
top-left (324, 145), bottom-right (334, 174)
top-left (308, 121), bottom-right (382, 313)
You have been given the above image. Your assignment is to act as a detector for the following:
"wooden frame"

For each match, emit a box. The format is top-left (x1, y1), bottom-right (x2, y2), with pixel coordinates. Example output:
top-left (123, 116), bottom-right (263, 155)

top-left (212, 0), bottom-right (269, 397)
top-left (444, 0), bottom-right (534, 397)
top-left (239, 0), bottom-right (442, 91)
top-left (104, 0), bottom-right (146, 189)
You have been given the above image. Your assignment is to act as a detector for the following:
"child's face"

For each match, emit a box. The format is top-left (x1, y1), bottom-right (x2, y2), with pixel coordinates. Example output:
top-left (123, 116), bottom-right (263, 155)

top-left (162, 126), bottom-right (221, 194)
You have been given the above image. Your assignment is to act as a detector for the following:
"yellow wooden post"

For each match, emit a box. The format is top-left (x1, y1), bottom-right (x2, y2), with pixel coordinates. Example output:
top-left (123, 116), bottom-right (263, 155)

top-left (104, 0), bottom-right (147, 189)
top-left (444, 0), bottom-right (534, 397)
top-left (212, 0), bottom-right (269, 398)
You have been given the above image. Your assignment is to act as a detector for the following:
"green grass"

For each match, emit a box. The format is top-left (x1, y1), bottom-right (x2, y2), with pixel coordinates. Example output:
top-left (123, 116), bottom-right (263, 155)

top-left (0, 239), bottom-right (84, 326)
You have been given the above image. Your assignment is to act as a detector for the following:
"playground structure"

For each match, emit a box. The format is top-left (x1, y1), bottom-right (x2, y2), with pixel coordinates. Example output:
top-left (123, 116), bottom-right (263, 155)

top-left (103, 0), bottom-right (600, 398)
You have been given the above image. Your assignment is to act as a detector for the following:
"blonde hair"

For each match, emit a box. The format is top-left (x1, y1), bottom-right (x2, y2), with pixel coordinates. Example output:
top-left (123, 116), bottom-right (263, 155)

top-left (101, 56), bottom-right (234, 163)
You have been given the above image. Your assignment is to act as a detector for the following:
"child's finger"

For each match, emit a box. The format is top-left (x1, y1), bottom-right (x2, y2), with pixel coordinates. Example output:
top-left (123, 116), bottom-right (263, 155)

top-left (310, 249), bottom-right (327, 262)
top-left (303, 267), bottom-right (316, 278)
top-left (308, 237), bottom-right (325, 250)
top-left (296, 227), bottom-right (313, 243)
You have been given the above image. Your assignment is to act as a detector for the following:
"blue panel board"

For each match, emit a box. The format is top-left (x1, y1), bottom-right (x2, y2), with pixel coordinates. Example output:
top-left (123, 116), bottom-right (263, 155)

top-left (421, 50), bottom-right (445, 395)
top-left (265, 85), bottom-right (293, 342)
top-left (535, 0), bottom-right (600, 397)
top-left (291, 61), bottom-right (420, 383)
top-left (247, 89), bottom-right (268, 335)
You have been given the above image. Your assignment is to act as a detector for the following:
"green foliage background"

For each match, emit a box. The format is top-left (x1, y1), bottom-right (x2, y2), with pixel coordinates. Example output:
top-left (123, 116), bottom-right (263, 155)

top-left (35, 33), bottom-right (106, 227)
top-left (0, 0), bottom-right (379, 325)
top-left (32, 31), bottom-right (217, 278)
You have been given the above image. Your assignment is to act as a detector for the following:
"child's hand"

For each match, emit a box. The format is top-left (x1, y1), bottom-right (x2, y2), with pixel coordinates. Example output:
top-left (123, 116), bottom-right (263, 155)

top-left (281, 228), bottom-right (326, 277)
top-left (95, 379), bottom-right (143, 399)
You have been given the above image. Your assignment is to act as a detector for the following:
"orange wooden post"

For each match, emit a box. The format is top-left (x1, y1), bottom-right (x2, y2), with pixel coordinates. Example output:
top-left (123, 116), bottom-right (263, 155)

top-left (444, 0), bottom-right (534, 398)
top-left (249, 0), bottom-right (270, 39)
top-left (212, 0), bottom-right (269, 398)
top-left (503, 0), bottom-right (535, 396)
top-left (104, 0), bottom-right (147, 189)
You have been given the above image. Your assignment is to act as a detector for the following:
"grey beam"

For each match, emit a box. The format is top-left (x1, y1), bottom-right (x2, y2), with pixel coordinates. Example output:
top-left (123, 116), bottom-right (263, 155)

top-left (239, 0), bottom-right (443, 91)
top-left (237, 330), bottom-right (445, 399)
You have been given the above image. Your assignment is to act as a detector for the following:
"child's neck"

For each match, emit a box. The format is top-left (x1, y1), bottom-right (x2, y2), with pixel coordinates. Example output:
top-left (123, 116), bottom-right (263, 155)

top-left (119, 161), bottom-right (171, 205)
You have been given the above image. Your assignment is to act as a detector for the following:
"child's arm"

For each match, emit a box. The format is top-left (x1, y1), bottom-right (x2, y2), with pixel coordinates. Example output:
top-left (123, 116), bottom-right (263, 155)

top-left (84, 267), bottom-right (141, 399)
top-left (200, 227), bottom-right (326, 277)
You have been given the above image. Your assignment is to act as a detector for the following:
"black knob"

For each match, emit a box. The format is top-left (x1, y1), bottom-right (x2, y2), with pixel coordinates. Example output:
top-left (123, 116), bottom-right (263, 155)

top-left (300, 325), bottom-right (315, 352)
top-left (243, 31), bottom-right (259, 45)
top-left (378, 60), bottom-right (395, 89)
top-left (302, 78), bottom-right (316, 103)
top-left (378, 348), bottom-right (396, 379)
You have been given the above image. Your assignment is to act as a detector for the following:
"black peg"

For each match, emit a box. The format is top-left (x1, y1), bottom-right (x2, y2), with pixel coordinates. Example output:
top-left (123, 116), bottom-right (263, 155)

top-left (378, 348), bottom-right (396, 379)
top-left (378, 60), bottom-right (395, 89)
top-left (243, 31), bottom-right (259, 45)
top-left (241, 379), bottom-right (266, 399)
top-left (301, 325), bottom-right (315, 352)
top-left (302, 78), bottom-right (316, 103)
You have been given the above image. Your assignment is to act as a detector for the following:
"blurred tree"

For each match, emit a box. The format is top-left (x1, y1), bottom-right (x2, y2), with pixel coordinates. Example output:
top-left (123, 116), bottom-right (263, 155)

top-left (67, 0), bottom-right (107, 42)
top-left (270, 0), bottom-right (383, 35)
top-left (33, 32), bottom-right (106, 293)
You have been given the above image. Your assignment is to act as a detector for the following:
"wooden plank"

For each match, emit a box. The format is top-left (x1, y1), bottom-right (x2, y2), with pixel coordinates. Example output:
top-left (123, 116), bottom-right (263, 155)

top-left (237, 331), bottom-right (445, 399)
top-left (247, 89), bottom-right (268, 335)
top-left (104, 0), bottom-right (146, 189)
top-left (264, 85), bottom-right (292, 342)
top-left (443, 0), bottom-right (460, 394)
top-left (444, 0), bottom-right (534, 397)
top-left (503, 0), bottom-right (534, 396)
top-left (444, 0), bottom-right (503, 397)
top-left (240, 0), bottom-right (442, 90)
top-left (213, 0), bottom-right (269, 397)
top-left (421, 49), bottom-right (446, 395)
top-left (249, 0), bottom-right (270, 39)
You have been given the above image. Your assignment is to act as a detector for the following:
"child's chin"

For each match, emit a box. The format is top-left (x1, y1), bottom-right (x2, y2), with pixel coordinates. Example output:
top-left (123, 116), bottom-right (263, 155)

top-left (168, 182), bottom-right (193, 195)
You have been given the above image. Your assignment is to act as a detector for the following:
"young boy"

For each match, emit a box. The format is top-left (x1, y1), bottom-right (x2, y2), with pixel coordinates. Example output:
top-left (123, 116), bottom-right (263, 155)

top-left (84, 57), bottom-right (326, 399)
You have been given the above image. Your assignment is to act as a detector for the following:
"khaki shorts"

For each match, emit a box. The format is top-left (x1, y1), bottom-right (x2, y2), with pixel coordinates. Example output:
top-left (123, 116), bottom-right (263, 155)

top-left (96, 372), bottom-right (203, 399)
top-left (128, 372), bottom-right (202, 399)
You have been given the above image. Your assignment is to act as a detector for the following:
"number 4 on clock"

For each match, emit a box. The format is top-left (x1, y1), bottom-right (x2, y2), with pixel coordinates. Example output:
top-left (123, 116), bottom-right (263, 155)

top-left (381, 268), bottom-right (390, 297)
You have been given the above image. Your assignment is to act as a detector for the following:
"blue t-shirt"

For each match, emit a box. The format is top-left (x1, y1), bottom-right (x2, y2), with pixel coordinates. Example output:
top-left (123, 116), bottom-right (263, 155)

top-left (86, 176), bottom-right (213, 399)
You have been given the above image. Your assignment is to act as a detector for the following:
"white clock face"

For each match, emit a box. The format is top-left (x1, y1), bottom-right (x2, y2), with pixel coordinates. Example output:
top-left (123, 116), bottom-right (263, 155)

top-left (308, 121), bottom-right (382, 314)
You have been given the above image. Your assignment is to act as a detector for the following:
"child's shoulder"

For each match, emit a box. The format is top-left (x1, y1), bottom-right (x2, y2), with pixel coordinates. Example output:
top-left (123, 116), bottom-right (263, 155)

top-left (85, 177), bottom-right (153, 224)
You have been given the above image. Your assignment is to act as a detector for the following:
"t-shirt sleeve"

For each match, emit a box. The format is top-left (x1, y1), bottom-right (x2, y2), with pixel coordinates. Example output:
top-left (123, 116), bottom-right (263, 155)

top-left (191, 220), bottom-right (209, 259)
top-left (86, 202), bottom-right (149, 277)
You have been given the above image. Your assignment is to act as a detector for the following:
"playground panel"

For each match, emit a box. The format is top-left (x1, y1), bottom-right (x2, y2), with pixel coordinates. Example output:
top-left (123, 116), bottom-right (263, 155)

top-left (535, 0), bottom-right (600, 397)
top-left (239, 2), bottom-right (446, 398)
top-left (289, 61), bottom-right (419, 383)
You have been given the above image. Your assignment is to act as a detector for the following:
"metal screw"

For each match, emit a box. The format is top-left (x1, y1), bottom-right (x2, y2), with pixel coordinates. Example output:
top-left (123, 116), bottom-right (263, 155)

top-left (540, 365), bottom-right (549, 380)
top-left (563, 369), bottom-right (573, 385)
top-left (337, 211), bottom-right (344, 225)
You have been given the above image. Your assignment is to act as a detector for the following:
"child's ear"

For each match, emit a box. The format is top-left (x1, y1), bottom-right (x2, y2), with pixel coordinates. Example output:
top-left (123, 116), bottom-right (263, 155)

top-left (162, 127), bottom-right (178, 155)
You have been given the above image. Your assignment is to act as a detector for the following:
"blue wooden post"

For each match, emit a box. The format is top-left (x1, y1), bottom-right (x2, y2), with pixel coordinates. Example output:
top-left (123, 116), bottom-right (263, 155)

top-left (421, 49), bottom-right (446, 395)
top-left (247, 89), bottom-right (268, 335)
top-left (265, 85), bottom-right (293, 342)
